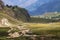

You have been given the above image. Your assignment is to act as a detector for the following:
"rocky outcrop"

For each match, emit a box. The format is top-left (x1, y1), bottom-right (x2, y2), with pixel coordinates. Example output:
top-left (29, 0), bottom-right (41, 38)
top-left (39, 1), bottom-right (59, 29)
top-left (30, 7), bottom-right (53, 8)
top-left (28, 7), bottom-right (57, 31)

top-left (1, 18), bottom-right (11, 26)
top-left (0, 0), bottom-right (4, 9)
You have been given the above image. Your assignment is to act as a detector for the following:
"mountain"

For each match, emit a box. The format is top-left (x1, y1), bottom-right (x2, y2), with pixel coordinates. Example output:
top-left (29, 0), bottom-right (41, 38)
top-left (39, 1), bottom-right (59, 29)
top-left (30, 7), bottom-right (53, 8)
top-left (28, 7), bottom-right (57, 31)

top-left (0, 0), bottom-right (30, 23)
top-left (5, 5), bottom-right (31, 22)
top-left (32, 12), bottom-right (60, 20)
top-left (31, 0), bottom-right (60, 15)
top-left (40, 12), bottom-right (60, 19)
top-left (31, 12), bottom-right (60, 23)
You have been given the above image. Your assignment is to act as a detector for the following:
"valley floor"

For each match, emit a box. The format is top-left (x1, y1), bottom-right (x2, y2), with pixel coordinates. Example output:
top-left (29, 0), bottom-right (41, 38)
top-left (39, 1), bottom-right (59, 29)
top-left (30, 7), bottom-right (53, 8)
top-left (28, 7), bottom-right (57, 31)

top-left (0, 22), bottom-right (60, 40)
top-left (25, 22), bottom-right (60, 30)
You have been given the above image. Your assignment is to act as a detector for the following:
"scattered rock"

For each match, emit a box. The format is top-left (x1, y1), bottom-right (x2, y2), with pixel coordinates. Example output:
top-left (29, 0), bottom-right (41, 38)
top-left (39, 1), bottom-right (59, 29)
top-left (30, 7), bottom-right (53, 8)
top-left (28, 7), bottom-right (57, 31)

top-left (7, 32), bottom-right (20, 38)
top-left (7, 25), bottom-right (32, 38)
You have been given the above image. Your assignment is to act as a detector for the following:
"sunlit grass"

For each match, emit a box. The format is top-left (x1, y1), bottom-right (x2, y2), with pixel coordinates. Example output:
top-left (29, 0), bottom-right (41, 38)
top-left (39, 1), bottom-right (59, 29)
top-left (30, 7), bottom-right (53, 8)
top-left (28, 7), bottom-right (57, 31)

top-left (0, 22), bottom-right (60, 40)
top-left (25, 22), bottom-right (60, 35)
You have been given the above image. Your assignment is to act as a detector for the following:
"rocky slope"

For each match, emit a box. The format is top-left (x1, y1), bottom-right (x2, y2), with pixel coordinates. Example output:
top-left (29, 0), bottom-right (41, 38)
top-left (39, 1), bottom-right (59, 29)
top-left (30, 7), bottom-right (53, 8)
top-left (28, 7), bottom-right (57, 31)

top-left (0, 0), bottom-right (30, 23)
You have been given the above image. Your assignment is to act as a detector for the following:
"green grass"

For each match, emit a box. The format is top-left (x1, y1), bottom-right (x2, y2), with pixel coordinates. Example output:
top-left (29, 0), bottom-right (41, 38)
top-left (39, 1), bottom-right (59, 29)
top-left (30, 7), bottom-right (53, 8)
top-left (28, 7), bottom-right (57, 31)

top-left (25, 23), bottom-right (60, 36)
top-left (0, 27), bottom-right (10, 32)
top-left (0, 23), bottom-right (60, 40)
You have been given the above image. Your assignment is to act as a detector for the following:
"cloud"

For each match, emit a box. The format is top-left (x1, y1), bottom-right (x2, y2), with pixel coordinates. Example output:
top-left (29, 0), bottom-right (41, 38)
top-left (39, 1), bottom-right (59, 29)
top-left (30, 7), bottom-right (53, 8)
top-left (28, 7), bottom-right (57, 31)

top-left (2, 0), bottom-right (14, 5)
top-left (3, 0), bottom-right (38, 7)
top-left (19, 0), bottom-right (38, 7)
top-left (3, 0), bottom-right (19, 5)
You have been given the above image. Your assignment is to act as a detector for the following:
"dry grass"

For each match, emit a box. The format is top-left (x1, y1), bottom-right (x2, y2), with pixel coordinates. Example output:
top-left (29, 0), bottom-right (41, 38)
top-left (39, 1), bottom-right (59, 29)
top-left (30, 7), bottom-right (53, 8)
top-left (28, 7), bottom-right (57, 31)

top-left (25, 22), bottom-right (60, 30)
top-left (24, 22), bottom-right (60, 35)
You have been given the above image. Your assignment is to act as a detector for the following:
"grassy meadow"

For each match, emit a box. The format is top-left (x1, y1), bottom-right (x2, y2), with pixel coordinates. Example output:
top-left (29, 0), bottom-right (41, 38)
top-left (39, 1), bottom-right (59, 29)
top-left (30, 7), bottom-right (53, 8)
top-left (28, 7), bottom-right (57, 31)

top-left (26, 22), bottom-right (60, 34)
top-left (0, 22), bottom-right (60, 40)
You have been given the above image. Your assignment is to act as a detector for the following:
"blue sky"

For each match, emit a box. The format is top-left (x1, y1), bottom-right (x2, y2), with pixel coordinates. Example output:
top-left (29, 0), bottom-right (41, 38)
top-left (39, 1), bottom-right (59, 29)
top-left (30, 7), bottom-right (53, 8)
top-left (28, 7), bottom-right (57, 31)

top-left (2, 0), bottom-right (49, 10)
top-left (2, 0), bottom-right (50, 15)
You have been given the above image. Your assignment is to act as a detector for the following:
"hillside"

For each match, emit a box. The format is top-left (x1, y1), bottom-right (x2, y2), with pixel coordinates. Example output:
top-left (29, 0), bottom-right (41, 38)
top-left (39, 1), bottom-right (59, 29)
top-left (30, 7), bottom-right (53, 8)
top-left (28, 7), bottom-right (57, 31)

top-left (0, 0), bottom-right (30, 23)
top-left (0, 11), bottom-right (21, 25)
top-left (40, 12), bottom-right (60, 20)
top-left (5, 5), bottom-right (30, 22)
top-left (31, 12), bottom-right (60, 23)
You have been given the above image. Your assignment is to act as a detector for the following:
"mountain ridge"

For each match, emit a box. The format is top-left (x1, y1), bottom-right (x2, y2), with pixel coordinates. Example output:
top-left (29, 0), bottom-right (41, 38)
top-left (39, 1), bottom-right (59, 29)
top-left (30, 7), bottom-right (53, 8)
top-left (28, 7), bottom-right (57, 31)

top-left (31, 0), bottom-right (60, 15)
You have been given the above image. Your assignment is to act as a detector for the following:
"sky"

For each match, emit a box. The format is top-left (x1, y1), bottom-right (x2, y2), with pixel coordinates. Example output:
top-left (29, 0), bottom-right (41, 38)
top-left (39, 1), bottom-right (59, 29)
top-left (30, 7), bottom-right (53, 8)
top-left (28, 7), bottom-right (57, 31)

top-left (2, 0), bottom-right (50, 15)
